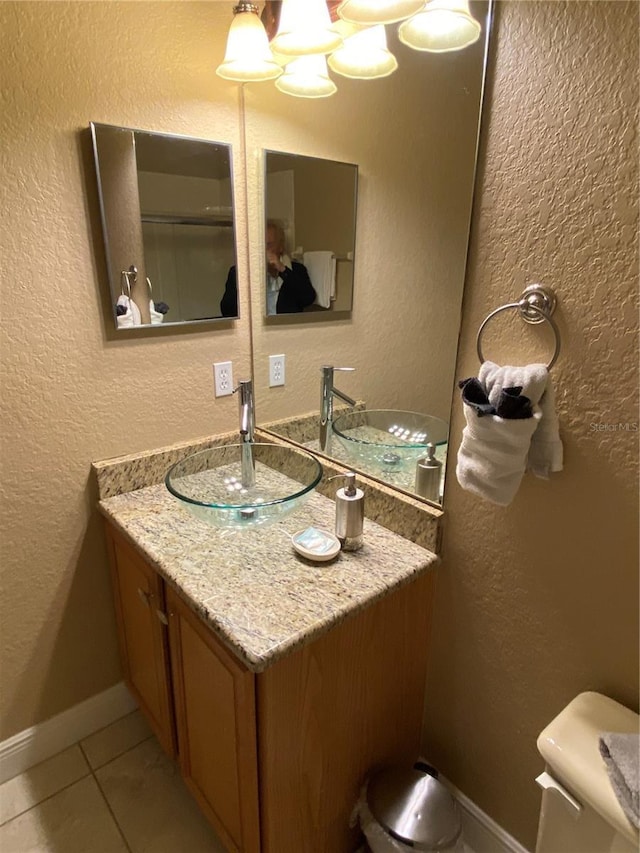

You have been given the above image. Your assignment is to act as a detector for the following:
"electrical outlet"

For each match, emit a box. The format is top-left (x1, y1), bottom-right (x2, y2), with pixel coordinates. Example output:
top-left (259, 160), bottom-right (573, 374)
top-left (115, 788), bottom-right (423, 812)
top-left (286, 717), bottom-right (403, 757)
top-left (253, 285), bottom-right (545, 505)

top-left (269, 354), bottom-right (285, 387)
top-left (213, 361), bottom-right (234, 397)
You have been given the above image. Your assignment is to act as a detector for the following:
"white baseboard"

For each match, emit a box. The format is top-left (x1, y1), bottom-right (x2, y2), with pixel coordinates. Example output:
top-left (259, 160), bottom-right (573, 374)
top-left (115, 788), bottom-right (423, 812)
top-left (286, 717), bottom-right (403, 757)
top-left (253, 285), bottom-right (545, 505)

top-left (0, 682), bottom-right (137, 784)
top-left (442, 776), bottom-right (532, 853)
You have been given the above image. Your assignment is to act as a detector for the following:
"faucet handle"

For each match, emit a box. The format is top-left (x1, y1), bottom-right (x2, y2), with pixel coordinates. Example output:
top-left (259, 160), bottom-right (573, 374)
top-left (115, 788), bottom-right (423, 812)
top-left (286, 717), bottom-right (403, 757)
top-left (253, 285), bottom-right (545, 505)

top-left (321, 365), bottom-right (356, 372)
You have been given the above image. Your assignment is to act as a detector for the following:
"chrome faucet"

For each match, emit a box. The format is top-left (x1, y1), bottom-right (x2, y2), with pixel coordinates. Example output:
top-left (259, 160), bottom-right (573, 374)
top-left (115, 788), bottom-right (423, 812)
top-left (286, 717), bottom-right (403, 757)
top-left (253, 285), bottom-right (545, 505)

top-left (236, 379), bottom-right (255, 488)
top-left (319, 365), bottom-right (356, 453)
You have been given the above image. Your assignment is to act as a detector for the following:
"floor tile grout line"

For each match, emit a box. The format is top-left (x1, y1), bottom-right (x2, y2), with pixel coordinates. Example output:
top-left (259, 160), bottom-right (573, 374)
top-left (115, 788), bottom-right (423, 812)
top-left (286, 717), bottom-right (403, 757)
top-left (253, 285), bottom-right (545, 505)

top-left (0, 729), bottom-right (154, 835)
top-left (0, 772), bottom-right (93, 828)
top-left (77, 739), bottom-right (92, 768)
top-left (91, 767), bottom-right (134, 853)
top-left (79, 732), bottom-right (155, 774)
top-left (77, 708), bottom-right (141, 752)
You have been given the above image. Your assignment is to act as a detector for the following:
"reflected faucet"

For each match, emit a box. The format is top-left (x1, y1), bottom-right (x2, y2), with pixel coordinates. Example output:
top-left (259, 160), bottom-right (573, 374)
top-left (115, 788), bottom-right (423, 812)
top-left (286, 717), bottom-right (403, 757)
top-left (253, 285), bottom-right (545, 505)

top-left (236, 379), bottom-right (255, 488)
top-left (319, 365), bottom-right (356, 453)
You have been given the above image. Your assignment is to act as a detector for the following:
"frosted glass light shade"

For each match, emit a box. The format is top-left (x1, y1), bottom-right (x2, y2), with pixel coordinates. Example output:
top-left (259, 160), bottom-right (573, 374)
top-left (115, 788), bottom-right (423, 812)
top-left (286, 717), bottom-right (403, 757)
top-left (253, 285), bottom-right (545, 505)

top-left (216, 8), bottom-right (282, 81)
top-left (275, 55), bottom-right (337, 98)
top-left (328, 25), bottom-right (398, 79)
top-left (337, 0), bottom-right (425, 25)
top-left (272, 0), bottom-right (342, 56)
top-left (398, 0), bottom-right (481, 52)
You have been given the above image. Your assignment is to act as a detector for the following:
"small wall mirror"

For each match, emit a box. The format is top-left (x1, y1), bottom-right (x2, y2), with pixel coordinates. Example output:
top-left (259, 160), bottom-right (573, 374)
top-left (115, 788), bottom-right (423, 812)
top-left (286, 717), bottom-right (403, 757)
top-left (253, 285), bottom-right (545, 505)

top-left (90, 123), bottom-right (238, 329)
top-left (263, 151), bottom-right (358, 316)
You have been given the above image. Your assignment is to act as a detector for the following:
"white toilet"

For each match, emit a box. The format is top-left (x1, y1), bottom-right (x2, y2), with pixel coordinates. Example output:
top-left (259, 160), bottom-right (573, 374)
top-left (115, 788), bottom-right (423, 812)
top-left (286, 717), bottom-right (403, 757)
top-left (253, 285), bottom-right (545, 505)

top-left (535, 692), bottom-right (639, 853)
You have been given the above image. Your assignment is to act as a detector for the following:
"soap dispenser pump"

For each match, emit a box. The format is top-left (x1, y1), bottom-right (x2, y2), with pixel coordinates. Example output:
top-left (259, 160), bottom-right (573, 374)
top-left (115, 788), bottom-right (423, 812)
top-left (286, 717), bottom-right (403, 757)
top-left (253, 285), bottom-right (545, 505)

top-left (335, 472), bottom-right (364, 552)
top-left (414, 443), bottom-right (442, 502)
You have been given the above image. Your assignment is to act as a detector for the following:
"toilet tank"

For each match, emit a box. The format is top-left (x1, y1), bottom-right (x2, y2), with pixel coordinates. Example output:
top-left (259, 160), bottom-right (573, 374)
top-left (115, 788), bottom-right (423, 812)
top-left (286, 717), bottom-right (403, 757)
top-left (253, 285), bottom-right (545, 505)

top-left (535, 692), bottom-right (639, 853)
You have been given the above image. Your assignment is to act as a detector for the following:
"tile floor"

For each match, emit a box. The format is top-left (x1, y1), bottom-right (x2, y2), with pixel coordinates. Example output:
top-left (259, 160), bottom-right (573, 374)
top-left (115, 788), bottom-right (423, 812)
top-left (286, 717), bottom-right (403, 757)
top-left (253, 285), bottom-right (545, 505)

top-left (0, 711), bottom-right (476, 852)
top-left (0, 711), bottom-right (225, 852)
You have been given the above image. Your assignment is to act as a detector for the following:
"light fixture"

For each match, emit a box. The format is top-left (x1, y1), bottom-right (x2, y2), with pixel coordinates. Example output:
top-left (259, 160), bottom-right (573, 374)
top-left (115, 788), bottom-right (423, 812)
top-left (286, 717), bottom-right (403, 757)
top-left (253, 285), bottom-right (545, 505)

top-left (216, 2), bottom-right (282, 82)
top-left (328, 24), bottom-right (398, 79)
top-left (271, 0), bottom-right (343, 56)
top-left (275, 55), bottom-right (338, 98)
top-left (337, 0), bottom-right (425, 26)
top-left (398, 0), bottom-right (481, 52)
top-left (216, 1), bottom-right (484, 98)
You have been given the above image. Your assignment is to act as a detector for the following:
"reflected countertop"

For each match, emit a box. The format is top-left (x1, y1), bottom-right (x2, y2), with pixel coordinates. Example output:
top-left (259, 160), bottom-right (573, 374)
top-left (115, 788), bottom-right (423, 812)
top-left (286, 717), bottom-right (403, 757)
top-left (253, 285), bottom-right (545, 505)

top-left (99, 482), bottom-right (437, 673)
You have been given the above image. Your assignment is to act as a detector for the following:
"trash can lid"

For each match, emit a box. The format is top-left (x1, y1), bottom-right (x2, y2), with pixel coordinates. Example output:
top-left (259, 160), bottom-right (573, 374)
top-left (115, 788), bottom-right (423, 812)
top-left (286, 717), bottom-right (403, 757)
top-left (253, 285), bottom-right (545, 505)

top-left (367, 765), bottom-right (462, 851)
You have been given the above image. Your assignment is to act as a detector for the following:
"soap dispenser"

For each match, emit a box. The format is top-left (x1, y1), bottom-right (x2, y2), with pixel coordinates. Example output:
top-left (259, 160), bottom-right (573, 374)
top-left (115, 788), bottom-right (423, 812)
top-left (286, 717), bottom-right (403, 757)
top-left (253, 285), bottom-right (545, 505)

top-left (414, 443), bottom-right (442, 502)
top-left (335, 472), bottom-right (364, 552)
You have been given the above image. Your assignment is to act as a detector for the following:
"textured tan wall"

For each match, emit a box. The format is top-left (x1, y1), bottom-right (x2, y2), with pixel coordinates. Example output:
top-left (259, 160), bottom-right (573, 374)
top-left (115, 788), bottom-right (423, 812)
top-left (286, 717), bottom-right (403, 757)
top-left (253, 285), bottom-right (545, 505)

top-left (423, 2), bottom-right (639, 847)
top-left (244, 23), bottom-right (488, 425)
top-left (0, 1), bottom-right (250, 740)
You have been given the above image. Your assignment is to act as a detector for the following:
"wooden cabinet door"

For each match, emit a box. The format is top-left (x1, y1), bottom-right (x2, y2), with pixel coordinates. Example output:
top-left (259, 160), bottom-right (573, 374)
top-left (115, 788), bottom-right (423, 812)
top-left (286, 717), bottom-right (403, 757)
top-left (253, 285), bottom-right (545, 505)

top-left (105, 524), bottom-right (175, 757)
top-left (257, 571), bottom-right (435, 853)
top-left (166, 587), bottom-right (260, 853)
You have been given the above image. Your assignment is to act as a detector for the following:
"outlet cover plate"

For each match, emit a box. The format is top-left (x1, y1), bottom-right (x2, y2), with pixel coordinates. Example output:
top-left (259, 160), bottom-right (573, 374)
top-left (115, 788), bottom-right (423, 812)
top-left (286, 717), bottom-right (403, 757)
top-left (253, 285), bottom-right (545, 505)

top-left (269, 354), bottom-right (285, 387)
top-left (213, 361), bottom-right (234, 397)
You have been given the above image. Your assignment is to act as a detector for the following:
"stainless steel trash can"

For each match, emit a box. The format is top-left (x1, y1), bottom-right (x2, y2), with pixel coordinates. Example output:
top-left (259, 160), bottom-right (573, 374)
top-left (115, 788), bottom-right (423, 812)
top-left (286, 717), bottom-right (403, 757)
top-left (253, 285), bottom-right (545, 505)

top-left (360, 763), bottom-right (464, 852)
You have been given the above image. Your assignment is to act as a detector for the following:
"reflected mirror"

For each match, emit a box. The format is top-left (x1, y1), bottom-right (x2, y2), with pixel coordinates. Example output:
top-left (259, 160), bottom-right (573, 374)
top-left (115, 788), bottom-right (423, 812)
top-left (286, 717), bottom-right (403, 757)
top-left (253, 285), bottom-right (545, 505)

top-left (91, 123), bottom-right (238, 329)
top-left (247, 1), bottom-right (492, 507)
top-left (263, 151), bottom-right (357, 316)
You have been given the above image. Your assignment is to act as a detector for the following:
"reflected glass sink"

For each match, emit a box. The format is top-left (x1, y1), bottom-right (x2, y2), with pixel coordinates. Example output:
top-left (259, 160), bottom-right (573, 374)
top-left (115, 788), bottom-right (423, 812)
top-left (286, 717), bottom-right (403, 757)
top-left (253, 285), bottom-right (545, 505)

top-left (166, 443), bottom-right (322, 531)
top-left (332, 409), bottom-right (448, 476)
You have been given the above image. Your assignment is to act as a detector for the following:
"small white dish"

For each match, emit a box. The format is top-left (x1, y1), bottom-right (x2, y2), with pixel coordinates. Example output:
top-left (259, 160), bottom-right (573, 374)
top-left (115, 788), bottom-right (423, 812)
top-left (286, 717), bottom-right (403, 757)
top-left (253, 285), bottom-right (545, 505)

top-left (291, 527), bottom-right (341, 562)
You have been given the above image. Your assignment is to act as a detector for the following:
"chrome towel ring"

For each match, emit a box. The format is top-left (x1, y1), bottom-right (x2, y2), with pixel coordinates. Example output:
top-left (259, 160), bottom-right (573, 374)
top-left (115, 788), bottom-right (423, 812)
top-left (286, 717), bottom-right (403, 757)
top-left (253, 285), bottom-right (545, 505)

top-left (120, 265), bottom-right (137, 295)
top-left (476, 284), bottom-right (561, 370)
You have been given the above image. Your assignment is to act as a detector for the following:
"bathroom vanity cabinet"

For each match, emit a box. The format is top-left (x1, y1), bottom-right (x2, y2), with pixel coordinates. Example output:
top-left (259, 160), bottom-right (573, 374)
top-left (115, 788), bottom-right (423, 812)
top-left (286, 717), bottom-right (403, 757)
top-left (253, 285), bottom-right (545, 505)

top-left (105, 521), bottom-right (435, 853)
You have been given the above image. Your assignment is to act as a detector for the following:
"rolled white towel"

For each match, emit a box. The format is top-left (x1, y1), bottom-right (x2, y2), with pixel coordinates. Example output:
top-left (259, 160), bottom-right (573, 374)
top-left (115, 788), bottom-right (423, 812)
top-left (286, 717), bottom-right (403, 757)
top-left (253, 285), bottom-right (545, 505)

top-left (149, 300), bottom-right (164, 324)
top-left (480, 361), bottom-right (563, 478)
top-left (456, 403), bottom-right (542, 506)
top-left (116, 294), bottom-right (141, 328)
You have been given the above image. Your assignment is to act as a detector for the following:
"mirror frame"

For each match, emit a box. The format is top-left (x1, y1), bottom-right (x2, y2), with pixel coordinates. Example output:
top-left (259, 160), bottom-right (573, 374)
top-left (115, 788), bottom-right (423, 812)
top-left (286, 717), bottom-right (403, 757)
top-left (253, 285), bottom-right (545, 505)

top-left (90, 122), bottom-right (240, 330)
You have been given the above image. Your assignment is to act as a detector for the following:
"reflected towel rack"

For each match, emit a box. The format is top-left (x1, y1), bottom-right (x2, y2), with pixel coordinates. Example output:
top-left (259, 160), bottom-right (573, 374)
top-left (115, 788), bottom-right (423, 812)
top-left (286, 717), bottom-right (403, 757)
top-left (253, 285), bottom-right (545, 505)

top-left (476, 284), bottom-right (561, 370)
top-left (121, 264), bottom-right (137, 291)
top-left (292, 246), bottom-right (353, 262)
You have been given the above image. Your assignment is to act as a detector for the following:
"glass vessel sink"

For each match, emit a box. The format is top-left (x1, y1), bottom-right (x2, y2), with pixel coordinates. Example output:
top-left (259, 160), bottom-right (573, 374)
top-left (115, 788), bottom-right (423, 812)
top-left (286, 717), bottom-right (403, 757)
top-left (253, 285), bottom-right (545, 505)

top-left (166, 443), bottom-right (322, 531)
top-left (332, 409), bottom-right (448, 477)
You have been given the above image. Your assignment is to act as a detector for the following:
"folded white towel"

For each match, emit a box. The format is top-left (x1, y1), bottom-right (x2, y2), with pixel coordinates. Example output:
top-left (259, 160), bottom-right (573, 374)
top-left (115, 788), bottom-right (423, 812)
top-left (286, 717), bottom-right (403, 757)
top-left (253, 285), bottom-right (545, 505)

top-left (456, 361), bottom-right (563, 505)
top-left (116, 294), bottom-right (141, 328)
top-left (304, 251), bottom-right (336, 309)
top-left (479, 361), bottom-right (563, 478)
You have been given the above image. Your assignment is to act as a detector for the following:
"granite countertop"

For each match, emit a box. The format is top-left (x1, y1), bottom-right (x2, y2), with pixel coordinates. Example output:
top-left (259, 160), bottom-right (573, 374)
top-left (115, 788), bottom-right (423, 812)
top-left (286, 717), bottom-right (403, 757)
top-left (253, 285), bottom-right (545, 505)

top-left (99, 482), bottom-right (438, 673)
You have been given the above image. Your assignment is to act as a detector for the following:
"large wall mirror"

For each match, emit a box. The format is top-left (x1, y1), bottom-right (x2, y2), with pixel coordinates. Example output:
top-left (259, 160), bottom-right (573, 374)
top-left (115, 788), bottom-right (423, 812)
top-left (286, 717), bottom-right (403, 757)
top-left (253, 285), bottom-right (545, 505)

top-left (246, 1), bottom-right (492, 507)
top-left (263, 150), bottom-right (358, 316)
top-left (91, 123), bottom-right (238, 329)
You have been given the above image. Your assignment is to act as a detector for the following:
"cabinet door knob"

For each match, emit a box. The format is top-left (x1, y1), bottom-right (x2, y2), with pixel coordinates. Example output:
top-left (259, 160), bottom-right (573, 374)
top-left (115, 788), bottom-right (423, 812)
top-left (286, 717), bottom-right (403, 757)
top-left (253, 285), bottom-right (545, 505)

top-left (137, 587), bottom-right (151, 606)
top-left (156, 609), bottom-right (169, 625)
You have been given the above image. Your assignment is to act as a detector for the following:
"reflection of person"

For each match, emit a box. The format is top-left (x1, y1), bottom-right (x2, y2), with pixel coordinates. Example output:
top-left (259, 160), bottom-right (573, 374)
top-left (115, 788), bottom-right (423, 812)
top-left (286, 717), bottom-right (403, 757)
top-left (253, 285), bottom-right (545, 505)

top-left (265, 222), bottom-right (316, 314)
top-left (220, 222), bottom-right (316, 317)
